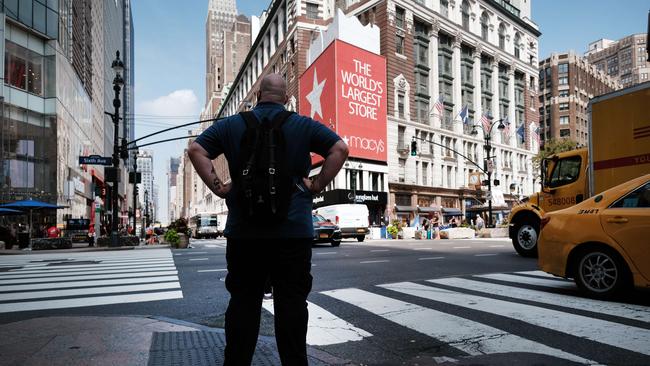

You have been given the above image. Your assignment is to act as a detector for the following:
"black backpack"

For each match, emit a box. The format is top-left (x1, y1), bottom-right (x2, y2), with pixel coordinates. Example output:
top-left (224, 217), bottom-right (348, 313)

top-left (236, 110), bottom-right (295, 224)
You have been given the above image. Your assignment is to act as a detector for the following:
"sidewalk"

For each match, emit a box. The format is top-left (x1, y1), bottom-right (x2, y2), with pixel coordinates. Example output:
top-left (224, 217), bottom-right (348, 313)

top-left (0, 315), bottom-right (354, 366)
top-left (0, 243), bottom-right (171, 255)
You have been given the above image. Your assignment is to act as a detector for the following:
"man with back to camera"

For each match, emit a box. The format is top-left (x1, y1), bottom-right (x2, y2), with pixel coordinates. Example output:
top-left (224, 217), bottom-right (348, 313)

top-left (188, 73), bottom-right (349, 365)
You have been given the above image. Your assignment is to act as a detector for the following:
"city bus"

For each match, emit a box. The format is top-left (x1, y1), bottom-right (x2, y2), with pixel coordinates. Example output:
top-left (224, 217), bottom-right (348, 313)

top-left (188, 213), bottom-right (220, 239)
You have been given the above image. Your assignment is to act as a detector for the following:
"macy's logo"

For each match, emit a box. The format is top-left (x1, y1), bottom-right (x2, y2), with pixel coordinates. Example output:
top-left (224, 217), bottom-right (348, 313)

top-left (343, 135), bottom-right (385, 155)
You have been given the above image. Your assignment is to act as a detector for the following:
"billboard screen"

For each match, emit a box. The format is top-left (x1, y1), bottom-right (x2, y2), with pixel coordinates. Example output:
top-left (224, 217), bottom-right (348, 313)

top-left (300, 40), bottom-right (387, 163)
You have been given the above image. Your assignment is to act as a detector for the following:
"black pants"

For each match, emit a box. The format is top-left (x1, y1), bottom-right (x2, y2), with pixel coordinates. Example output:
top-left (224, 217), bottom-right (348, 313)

top-left (223, 238), bottom-right (313, 366)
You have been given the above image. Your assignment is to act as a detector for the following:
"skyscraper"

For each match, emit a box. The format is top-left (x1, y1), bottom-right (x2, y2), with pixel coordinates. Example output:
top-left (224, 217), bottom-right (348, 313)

top-left (205, 0), bottom-right (238, 113)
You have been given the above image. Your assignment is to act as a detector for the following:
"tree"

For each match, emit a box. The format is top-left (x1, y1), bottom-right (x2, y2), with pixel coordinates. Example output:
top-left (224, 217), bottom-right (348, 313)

top-left (532, 138), bottom-right (580, 174)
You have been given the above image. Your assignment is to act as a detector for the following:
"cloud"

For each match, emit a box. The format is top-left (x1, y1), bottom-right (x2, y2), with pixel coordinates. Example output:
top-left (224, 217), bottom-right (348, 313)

top-left (137, 89), bottom-right (201, 122)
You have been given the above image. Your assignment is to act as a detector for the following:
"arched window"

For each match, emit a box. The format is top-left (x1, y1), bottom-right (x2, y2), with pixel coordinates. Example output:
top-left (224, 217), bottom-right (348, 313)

top-left (480, 12), bottom-right (489, 41)
top-left (498, 23), bottom-right (506, 50)
top-left (514, 33), bottom-right (522, 59)
top-left (461, 0), bottom-right (470, 30)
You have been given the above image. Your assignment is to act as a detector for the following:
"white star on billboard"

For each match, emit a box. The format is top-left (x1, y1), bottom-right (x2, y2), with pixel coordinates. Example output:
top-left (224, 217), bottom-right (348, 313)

top-left (306, 69), bottom-right (326, 120)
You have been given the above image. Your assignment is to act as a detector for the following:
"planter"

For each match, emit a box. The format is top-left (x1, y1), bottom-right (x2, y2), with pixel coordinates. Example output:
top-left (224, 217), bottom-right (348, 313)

top-left (177, 233), bottom-right (189, 249)
top-left (32, 238), bottom-right (73, 250)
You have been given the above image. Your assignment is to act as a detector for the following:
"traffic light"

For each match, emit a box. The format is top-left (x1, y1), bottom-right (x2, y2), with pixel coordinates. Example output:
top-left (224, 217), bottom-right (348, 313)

top-left (410, 139), bottom-right (417, 156)
top-left (135, 185), bottom-right (139, 196)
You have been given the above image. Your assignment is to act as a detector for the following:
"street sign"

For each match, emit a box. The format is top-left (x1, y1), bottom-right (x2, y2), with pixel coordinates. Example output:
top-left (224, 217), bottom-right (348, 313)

top-left (79, 155), bottom-right (112, 165)
top-left (485, 191), bottom-right (493, 201)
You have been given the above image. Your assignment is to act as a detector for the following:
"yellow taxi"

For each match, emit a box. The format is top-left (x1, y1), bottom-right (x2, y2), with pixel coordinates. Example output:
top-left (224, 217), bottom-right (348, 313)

top-left (538, 174), bottom-right (650, 299)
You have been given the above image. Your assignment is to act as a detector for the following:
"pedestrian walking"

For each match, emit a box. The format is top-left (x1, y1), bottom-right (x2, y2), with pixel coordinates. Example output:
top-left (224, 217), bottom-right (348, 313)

top-left (475, 214), bottom-right (485, 230)
top-left (189, 73), bottom-right (348, 365)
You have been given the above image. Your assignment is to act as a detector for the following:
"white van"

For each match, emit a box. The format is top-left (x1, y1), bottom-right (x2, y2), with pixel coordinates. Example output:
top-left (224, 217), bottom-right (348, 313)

top-left (315, 204), bottom-right (369, 242)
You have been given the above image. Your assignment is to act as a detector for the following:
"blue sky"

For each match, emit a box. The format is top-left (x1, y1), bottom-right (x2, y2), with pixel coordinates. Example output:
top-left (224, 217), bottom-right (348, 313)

top-left (132, 0), bottom-right (649, 224)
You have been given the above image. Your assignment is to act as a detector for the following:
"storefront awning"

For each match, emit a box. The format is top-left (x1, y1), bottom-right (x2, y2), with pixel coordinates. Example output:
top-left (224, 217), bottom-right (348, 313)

top-left (395, 205), bottom-right (416, 212)
top-left (441, 207), bottom-right (462, 216)
top-left (418, 206), bottom-right (441, 213)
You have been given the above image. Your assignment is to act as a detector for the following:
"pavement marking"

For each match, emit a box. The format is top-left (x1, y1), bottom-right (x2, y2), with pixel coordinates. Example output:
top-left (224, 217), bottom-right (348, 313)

top-left (197, 269), bottom-right (227, 273)
top-left (0, 266), bottom-right (178, 279)
top-left (488, 245), bottom-right (505, 248)
top-left (370, 249), bottom-right (390, 252)
top-left (360, 260), bottom-right (390, 264)
top-left (263, 299), bottom-right (372, 346)
top-left (0, 275), bottom-right (180, 292)
top-left (0, 261), bottom-right (175, 272)
top-left (0, 282), bottom-right (180, 301)
top-left (184, 252), bottom-right (209, 255)
top-left (189, 258), bottom-right (209, 261)
top-left (428, 277), bottom-right (650, 323)
top-left (414, 248), bottom-right (433, 250)
top-left (452, 246), bottom-right (471, 249)
top-left (515, 270), bottom-right (564, 279)
top-left (322, 288), bottom-right (597, 365)
top-left (474, 254), bottom-right (498, 257)
top-left (0, 290), bottom-right (183, 313)
top-left (0, 270), bottom-right (178, 285)
top-left (418, 257), bottom-right (445, 261)
top-left (315, 252), bottom-right (338, 255)
top-left (476, 273), bottom-right (576, 290)
top-left (381, 281), bottom-right (650, 356)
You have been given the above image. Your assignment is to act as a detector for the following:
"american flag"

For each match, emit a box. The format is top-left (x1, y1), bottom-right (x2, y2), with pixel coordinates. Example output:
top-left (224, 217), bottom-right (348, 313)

top-left (458, 105), bottom-right (469, 125)
top-left (532, 123), bottom-right (541, 145)
top-left (480, 113), bottom-right (491, 134)
top-left (501, 115), bottom-right (511, 140)
top-left (433, 95), bottom-right (444, 115)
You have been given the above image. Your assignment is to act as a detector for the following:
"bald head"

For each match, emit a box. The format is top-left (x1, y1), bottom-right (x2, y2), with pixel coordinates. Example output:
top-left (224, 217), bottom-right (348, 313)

top-left (257, 74), bottom-right (288, 105)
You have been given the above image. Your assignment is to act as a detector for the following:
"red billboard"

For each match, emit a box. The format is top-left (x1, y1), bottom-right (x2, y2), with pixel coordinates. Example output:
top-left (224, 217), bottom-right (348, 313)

top-left (300, 40), bottom-right (387, 163)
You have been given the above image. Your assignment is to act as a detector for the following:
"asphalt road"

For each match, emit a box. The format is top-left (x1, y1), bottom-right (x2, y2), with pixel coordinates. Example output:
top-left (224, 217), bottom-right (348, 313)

top-left (1, 238), bottom-right (649, 365)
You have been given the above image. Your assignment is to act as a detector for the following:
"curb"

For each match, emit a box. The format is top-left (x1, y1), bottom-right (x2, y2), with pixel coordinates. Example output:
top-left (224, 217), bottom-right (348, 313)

top-left (0, 244), bottom-right (171, 255)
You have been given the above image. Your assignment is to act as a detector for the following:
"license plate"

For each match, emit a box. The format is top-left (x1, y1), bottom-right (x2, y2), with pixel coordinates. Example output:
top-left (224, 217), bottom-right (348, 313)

top-left (319, 233), bottom-right (329, 238)
top-left (356, 228), bottom-right (365, 233)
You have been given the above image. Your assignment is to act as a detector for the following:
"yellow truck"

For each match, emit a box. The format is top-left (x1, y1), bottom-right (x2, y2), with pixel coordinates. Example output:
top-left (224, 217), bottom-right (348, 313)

top-left (508, 81), bottom-right (650, 257)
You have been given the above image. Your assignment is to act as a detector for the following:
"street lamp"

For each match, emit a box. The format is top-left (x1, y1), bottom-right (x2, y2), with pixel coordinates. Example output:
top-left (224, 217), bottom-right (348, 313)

top-left (470, 116), bottom-right (505, 228)
top-left (132, 149), bottom-right (139, 238)
top-left (109, 51), bottom-right (124, 247)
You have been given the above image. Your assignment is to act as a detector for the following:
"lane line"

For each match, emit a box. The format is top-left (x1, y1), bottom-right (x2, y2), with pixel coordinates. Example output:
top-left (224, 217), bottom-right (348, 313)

top-left (418, 257), bottom-right (445, 260)
top-left (453, 246), bottom-right (471, 249)
top-left (315, 252), bottom-right (338, 255)
top-left (262, 300), bottom-right (372, 346)
top-left (370, 250), bottom-right (390, 252)
top-left (0, 291), bottom-right (184, 313)
top-left (428, 277), bottom-right (650, 323)
top-left (488, 245), bottom-right (505, 248)
top-left (189, 258), bottom-right (209, 261)
top-left (474, 254), bottom-right (498, 257)
top-left (414, 248), bottom-right (433, 250)
top-left (360, 260), bottom-right (390, 264)
top-left (381, 281), bottom-right (650, 356)
top-left (322, 288), bottom-right (597, 364)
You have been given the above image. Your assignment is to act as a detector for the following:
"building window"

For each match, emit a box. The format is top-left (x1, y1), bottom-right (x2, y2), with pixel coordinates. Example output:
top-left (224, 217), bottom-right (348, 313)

top-left (398, 94), bottom-right (405, 119)
top-left (440, 0), bottom-right (449, 17)
top-left (558, 76), bottom-right (568, 85)
top-left (560, 129), bottom-right (570, 137)
top-left (395, 6), bottom-right (405, 29)
top-left (306, 3), bottom-right (319, 19)
top-left (396, 35), bottom-right (404, 54)
top-left (438, 33), bottom-right (454, 113)
top-left (398, 158), bottom-right (406, 182)
top-left (4, 41), bottom-right (54, 97)
top-left (559, 103), bottom-right (569, 111)
top-left (559, 90), bottom-right (569, 97)
top-left (558, 63), bottom-right (569, 73)
top-left (514, 33), bottom-right (522, 59)
top-left (559, 116), bottom-right (569, 125)
top-left (498, 23), bottom-right (506, 50)
top-left (461, 0), bottom-right (470, 31)
top-left (480, 12), bottom-right (489, 41)
top-left (416, 97), bottom-right (430, 123)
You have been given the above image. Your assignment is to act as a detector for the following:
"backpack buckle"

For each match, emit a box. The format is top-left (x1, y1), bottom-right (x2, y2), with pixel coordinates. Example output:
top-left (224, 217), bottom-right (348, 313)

top-left (268, 168), bottom-right (275, 175)
top-left (242, 169), bottom-right (249, 176)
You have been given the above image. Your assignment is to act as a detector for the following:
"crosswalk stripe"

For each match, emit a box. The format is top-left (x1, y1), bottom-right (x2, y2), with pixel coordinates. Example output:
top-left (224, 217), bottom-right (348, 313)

top-left (0, 261), bottom-right (174, 277)
top-left (0, 282), bottom-right (180, 301)
top-left (475, 273), bottom-right (575, 289)
top-left (0, 266), bottom-right (178, 279)
top-left (0, 275), bottom-right (179, 292)
top-left (0, 270), bottom-right (178, 285)
top-left (515, 270), bottom-right (564, 279)
top-left (262, 300), bottom-right (372, 346)
top-left (380, 281), bottom-right (650, 356)
top-left (0, 290), bottom-right (183, 313)
top-left (428, 277), bottom-right (650, 323)
top-left (321, 288), bottom-right (597, 364)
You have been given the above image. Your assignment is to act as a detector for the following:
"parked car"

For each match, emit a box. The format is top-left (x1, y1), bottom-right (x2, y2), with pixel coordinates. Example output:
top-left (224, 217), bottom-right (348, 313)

top-left (312, 214), bottom-right (341, 247)
top-left (538, 174), bottom-right (650, 299)
top-left (315, 204), bottom-right (369, 242)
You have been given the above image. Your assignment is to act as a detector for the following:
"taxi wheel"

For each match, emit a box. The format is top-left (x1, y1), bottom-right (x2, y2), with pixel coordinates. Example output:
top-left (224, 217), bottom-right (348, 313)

top-left (331, 240), bottom-right (341, 247)
top-left (574, 248), bottom-right (628, 299)
top-left (512, 222), bottom-right (539, 257)
top-left (357, 235), bottom-right (365, 242)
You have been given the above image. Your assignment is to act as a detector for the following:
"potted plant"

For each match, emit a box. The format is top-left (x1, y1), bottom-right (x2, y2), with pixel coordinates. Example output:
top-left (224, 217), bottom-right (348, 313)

top-left (387, 224), bottom-right (398, 239)
top-left (168, 218), bottom-right (190, 248)
top-left (164, 229), bottom-right (181, 248)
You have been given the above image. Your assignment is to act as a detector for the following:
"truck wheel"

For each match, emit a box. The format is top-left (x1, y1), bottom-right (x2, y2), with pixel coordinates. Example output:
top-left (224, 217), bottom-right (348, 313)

top-left (512, 222), bottom-right (538, 257)
top-left (331, 239), bottom-right (341, 247)
top-left (357, 235), bottom-right (365, 242)
top-left (574, 247), bottom-right (628, 300)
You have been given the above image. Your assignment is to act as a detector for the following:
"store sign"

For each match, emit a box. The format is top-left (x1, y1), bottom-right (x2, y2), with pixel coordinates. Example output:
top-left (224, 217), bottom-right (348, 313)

top-left (300, 40), bottom-right (387, 163)
top-left (312, 189), bottom-right (388, 208)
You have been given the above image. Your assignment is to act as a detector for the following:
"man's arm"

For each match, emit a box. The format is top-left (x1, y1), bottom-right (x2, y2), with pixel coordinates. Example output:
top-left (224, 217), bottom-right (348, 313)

top-left (188, 141), bottom-right (231, 198)
top-left (303, 140), bottom-right (349, 194)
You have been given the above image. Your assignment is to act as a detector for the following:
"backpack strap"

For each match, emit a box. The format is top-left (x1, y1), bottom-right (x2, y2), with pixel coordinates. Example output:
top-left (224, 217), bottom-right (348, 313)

top-left (239, 112), bottom-right (261, 216)
top-left (240, 111), bottom-right (259, 129)
top-left (265, 111), bottom-right (293, 214)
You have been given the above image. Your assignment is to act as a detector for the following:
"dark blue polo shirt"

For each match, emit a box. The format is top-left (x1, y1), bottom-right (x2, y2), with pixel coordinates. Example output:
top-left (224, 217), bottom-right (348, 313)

top-left (194, 102), bottom-right (341, 238)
